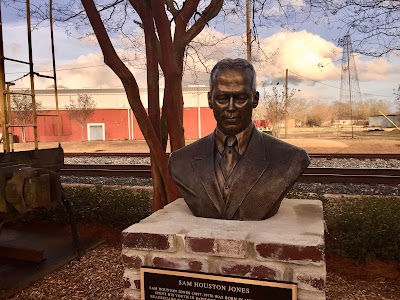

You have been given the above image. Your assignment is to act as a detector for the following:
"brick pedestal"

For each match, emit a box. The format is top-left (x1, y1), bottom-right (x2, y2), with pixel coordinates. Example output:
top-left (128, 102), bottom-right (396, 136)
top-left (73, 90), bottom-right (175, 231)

top-left (122, 198), bottom-right (326, 300)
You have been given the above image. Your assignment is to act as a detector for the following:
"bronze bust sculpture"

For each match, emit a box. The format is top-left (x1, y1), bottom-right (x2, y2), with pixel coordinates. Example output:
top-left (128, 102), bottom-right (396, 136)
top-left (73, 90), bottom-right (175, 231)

top-left (169, 58), bottom-right (310, 220)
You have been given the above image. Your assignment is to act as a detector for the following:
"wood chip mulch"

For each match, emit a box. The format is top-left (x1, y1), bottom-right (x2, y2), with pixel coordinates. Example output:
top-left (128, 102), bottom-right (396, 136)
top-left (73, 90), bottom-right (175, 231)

top-left (9, 244), bottom-right (124, 300)
top-left (7, 226), bottom-right (400, 300)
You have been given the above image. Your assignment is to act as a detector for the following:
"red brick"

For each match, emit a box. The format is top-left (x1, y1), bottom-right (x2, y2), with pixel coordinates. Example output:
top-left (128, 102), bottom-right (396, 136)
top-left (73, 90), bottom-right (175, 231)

top-left (122, 232), bottom-right (175, 251)
top-left (221, 264), bottom-right (251, 276)
top-left (133, 280), bottom-right (140, 289)
top-left (152, 256), bottom-right (207, 272)
top-left (123, 271), bottom-right (140, 290)
top-left (186, 237), bottom-right (247, 258)
top-left (294, 273), bottom-right (326, 291)
top-left (250, 265), bottom-right (279, 280)
top-left (188, 260), bottom-right (203, 272)
top-left (153, 257), bottom-right (178, 269)
top-left (123, 278), bottom-right (131, 288)
top-left (121, 254), bottom-right (143, 269)
top-left (255, 243), bottom-right (324, 263)
top-left (220, 263), bottom-right (281, 280)
top-left (186, 237), bottom-right (214, 253)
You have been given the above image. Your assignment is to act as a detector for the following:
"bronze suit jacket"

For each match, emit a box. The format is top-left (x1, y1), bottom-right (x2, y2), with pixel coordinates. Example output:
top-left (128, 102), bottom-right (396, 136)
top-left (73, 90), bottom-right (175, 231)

top-left (169, 127), bottom-right (310, 220)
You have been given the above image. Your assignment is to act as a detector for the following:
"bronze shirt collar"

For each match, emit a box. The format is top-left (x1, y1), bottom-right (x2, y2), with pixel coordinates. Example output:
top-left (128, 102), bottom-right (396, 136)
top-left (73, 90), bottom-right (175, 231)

top-left (215, 123), bottom-right (254, 156)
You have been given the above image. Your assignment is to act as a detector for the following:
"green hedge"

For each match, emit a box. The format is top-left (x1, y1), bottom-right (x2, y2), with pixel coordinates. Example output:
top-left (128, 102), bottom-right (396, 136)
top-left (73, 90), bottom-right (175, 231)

top-left (36, 188), bottom-right (400, 262)
top-left (36, 185), bottom-right (152, 229)
top-left (287, 192), bottom-right (400, 262)
top-left (324, 196), bottom-right (400, 262)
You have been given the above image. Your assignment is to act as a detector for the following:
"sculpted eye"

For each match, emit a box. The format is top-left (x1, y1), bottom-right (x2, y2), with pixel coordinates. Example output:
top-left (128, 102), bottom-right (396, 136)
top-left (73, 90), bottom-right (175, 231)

top-left (235, 96), bottom-right (247, 104)
top-left (216, 96), bottom-right (229, 104)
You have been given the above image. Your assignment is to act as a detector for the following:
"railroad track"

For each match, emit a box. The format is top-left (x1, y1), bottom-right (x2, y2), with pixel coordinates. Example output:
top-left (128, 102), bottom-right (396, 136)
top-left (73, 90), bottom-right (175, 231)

top-left (60, 164), bottom-right (400, 185)
top-left (64, 152), bottom-right (400, 160)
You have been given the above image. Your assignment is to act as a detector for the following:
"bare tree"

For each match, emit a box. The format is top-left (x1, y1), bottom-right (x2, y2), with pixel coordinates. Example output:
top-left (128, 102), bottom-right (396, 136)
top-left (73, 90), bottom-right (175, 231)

top-left (394, 86), bottom-right (400, 115)
top-left (10, 92), bottom-right (42, 143)
top-left (66, 94), bottom-right (96, 141)
top-left (304, 0), bottom-right (400, 57)
top-left (305, 101), bottom-right (335, 127)
top-left (330, 98), bottom-right (390, 125)
top-left (356, 99), bottom-right (390, 119)
top-left (19, 0), bottom-right (226, 210)
top-left (261, 84), bottom-right (297, 137)
top-left (288, 97), bottom-right (309, 127)
top-left (12, 0), bottom-right (282, 210)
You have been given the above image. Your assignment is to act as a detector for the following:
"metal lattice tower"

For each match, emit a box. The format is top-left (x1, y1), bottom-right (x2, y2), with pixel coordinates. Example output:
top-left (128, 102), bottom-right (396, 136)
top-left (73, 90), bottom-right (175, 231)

top-left (338, 35), bottom-right (362, 137)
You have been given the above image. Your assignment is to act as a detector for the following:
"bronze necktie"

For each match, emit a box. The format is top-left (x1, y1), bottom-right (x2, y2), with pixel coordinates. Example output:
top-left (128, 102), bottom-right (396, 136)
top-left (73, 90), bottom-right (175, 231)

top-left (221, 135), bottom-right (239, 179)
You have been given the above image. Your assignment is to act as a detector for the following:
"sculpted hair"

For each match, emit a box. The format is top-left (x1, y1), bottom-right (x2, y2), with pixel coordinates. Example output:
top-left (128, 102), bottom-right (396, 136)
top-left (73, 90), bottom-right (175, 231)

top-left (209, 58), bottom-right (257, 92)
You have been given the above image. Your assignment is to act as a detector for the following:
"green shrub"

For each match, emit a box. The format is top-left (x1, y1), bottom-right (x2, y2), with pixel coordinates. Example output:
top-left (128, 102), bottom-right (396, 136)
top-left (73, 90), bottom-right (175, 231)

top-left (324, 196), bottom-right (400, 262)
top-left (36, 185), bottom-right (152, 229)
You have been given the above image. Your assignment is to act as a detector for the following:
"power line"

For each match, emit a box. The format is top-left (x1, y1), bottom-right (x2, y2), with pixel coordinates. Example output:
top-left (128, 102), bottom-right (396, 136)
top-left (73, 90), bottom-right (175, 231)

top-left (269, 61), bottom-right (394, 99)
top-left (5, 63), bottom-right (108, 75)
top-left (5, 51), bottom-right (394, 100)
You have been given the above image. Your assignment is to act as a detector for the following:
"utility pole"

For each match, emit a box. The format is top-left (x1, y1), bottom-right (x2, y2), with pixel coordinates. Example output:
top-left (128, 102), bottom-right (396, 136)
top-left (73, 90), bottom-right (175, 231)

top-left (339, 35), bottom-right (362, 139)
top-left (0, 3), bottom-right (9, 152)
top-left (285, 69), bottom-right (288, 138)
top-left (346, 40), bottom-right (353, 139)
top-left (246, 0), bottom-right (252, 62)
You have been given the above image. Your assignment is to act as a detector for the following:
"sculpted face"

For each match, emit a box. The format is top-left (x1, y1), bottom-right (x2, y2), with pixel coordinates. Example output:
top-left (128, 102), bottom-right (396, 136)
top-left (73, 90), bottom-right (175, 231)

top-left (208, 68), bottom-right (259, 136)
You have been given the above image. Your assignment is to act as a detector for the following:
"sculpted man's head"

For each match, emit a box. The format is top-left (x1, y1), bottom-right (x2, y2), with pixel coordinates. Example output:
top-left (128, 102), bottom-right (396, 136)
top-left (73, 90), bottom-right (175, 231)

top-left (208, 58), bottom-right (260, 136)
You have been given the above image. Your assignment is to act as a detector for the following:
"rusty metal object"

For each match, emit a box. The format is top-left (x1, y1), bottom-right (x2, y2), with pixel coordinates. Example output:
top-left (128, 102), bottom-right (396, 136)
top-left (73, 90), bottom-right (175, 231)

top-left (1, 167), bottom-right (61, 214)
top-left (0, 147), bottom-right (80, 256)
top-left (0, 147), bottom-right (64, 171)
top-left (0, 147), bottom-right (63, 214)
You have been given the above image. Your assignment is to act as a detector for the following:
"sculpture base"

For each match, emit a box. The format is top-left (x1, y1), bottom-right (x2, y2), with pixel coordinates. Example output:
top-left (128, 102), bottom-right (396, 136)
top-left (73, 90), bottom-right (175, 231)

top-left (122, 198), bottom-right (326, 300)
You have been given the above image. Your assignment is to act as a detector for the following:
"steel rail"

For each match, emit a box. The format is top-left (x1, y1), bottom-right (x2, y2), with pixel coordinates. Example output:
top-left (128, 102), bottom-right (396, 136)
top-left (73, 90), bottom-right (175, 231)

top-left (63, 152), bottom-right (400, 160)
top-left (60, 164), bottom-right (400, 184)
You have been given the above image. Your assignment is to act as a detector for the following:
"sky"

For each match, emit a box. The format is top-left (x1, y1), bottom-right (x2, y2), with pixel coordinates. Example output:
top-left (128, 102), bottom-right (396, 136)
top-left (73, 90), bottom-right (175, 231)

top-left (2, 1), bottom-right (399, 113)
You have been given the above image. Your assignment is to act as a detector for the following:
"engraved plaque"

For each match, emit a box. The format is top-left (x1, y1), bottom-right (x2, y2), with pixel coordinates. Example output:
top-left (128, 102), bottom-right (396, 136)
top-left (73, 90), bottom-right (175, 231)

top-left (141, 267), bottom-right (297, 300)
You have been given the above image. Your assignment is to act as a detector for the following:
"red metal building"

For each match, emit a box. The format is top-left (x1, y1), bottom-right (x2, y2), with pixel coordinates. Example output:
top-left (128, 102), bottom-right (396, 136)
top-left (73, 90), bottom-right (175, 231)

top-left (6, 87), bottom-right (216, 143)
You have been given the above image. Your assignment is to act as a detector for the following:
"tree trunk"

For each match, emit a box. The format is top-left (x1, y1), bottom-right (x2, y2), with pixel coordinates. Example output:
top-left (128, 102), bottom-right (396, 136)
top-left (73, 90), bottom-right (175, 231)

top-left (81, 0), bottom-right (224, 209)
top-left (164, 74), bottom-right (185, 152)
top-left (142, 1), bottom-right (170, 210)
top-left (82, 0), bottom-right (180, 205)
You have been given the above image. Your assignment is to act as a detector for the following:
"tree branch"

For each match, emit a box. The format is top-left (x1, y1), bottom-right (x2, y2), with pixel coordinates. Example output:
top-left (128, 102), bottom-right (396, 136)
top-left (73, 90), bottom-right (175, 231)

top-left (173, 0), bottom-right (200, 41)
top-left (81, 0), bottom-right (170, 179)
top-left (176, 0), bottom-right (224, 51)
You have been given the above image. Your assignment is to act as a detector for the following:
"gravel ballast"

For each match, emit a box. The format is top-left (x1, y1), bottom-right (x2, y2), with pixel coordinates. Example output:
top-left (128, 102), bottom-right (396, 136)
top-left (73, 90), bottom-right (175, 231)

top-left (62, 156), bottom-right (400, 196)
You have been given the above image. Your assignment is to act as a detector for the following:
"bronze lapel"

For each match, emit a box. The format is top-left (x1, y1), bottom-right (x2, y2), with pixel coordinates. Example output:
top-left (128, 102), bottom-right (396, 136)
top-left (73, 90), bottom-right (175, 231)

top-left (190, 133), bottom-right (225, 216)
top-left (223, 129), bottom-right (270, 219)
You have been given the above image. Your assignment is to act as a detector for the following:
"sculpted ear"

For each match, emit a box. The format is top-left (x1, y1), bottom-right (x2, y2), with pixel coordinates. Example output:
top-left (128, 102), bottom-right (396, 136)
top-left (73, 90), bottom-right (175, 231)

top-left (253, 91), bottom-right (260, 108)
top-left (208, 92), bottom-right (213, 109)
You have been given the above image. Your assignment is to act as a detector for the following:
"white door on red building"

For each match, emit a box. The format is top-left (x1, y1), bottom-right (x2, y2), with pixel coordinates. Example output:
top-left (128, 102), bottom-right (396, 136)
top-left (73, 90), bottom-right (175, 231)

top-left (87, 123), bottom-right (105, 141)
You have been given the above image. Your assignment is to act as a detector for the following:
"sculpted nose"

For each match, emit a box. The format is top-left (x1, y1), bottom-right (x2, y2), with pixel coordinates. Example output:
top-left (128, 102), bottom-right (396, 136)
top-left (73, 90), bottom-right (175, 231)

top-left (227, 96), bottom-right (235, 111)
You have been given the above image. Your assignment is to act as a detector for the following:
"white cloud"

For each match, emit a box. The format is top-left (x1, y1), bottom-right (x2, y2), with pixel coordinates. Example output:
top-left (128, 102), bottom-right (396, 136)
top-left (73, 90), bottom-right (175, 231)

top-left (3, 17), bottom-right (398, 103)
top-left (255, 30), bottom-right (342, 83)
top-left (355, 56), bottom-right (390, 81)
